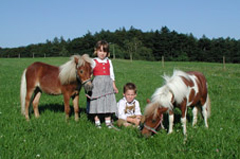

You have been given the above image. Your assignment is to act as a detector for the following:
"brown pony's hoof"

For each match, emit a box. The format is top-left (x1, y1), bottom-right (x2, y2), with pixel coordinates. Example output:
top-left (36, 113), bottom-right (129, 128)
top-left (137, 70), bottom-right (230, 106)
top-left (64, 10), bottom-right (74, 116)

top-left (75, 116), bottom-right (79, 122)
top-left (65, 115), bottom-right (70, 122)
top-left (25, 115), bottom-right (30, 121)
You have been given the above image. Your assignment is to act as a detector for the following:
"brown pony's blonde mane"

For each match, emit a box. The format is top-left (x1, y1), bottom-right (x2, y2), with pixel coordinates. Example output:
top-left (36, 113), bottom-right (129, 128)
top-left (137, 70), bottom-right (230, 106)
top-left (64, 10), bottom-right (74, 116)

top-left (59, 54), bottom-right (92, 85)
top-left (76, 54), bottom-right (93, 68)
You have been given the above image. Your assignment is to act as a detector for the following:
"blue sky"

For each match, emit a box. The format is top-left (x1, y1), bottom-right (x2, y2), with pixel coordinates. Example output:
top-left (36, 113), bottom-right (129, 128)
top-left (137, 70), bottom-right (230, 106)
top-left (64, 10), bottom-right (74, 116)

top-left (1, 0), bottom-right (240, 48)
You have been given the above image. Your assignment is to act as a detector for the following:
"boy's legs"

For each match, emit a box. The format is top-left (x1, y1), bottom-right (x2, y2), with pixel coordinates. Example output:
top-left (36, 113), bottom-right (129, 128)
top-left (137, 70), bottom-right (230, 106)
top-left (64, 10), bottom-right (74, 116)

top-left (117, 119), bottom-right (132, 127)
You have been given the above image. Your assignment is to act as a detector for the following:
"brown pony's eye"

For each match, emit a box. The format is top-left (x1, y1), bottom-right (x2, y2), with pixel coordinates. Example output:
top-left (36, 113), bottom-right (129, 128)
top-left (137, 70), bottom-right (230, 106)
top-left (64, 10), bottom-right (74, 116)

top-left (152, 119), bottom-right (156, 123)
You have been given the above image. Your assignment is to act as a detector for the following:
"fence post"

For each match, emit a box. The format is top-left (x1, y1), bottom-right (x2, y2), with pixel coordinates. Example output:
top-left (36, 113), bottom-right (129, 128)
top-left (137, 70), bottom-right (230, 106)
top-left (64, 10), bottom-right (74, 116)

top-left (223, 56), bottom-right (226, 70)
top-left (162, 56), bottom-right (165, 68)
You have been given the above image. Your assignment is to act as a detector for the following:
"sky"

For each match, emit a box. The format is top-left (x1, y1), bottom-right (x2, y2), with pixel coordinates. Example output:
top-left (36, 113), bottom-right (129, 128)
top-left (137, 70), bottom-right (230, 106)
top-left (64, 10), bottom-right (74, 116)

top-left (1, 0), bottom-right (240, 48)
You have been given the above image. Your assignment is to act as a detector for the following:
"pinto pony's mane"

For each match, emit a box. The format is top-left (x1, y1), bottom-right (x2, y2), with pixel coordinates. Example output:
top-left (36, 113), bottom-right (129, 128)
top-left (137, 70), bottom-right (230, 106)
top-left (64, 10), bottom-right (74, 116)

top-left (59, 54), bottom-right (92, 85)
top-left (144, 70), bottom-right (191, 118)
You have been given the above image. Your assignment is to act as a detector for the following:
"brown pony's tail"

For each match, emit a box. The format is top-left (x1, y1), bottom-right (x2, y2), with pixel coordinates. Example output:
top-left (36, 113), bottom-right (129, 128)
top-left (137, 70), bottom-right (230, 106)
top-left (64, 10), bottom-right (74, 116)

top-left (206, 94), bottom-right (211, 118)
top-left (20, 69), bottom-right (27, 115)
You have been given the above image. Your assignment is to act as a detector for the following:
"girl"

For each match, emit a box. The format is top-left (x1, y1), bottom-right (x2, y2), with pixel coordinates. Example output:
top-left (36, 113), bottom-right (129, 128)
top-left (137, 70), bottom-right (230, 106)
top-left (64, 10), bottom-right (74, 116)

top-left (89, 40), bottom-right (118, 129)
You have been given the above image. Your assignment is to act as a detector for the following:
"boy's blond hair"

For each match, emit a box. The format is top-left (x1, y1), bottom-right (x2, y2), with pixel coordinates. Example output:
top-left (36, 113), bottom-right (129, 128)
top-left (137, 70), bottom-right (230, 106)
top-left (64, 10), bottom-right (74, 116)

top-left (123, 82), bottom-right (137, 94)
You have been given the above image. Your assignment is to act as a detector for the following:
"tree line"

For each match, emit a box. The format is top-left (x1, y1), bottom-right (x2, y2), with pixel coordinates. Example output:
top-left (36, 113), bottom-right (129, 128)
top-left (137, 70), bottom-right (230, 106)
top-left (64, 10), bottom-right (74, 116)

top-left (1, 26), bottom-right (240, 63)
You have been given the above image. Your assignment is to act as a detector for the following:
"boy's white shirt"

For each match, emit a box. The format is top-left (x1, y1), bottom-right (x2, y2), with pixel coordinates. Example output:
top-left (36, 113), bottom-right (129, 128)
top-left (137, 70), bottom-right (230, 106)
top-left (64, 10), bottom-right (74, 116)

top-left (92, 57), bottom-right (115, 81)
top-left (116, 97), bottom-right (142, 120)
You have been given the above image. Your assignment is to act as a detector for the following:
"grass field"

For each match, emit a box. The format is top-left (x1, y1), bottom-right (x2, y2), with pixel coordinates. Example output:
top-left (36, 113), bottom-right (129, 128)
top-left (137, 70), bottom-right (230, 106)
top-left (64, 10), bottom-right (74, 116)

top-left (0, 57), bottom-right (240, 159)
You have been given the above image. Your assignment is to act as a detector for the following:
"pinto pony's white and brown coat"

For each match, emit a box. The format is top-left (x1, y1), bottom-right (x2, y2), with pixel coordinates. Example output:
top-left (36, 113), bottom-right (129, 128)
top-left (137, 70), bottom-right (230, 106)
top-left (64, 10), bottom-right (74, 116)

top-left (142, 70), bottom-right (211, 136)
top-left (20, 54), bottom-right (93, 121)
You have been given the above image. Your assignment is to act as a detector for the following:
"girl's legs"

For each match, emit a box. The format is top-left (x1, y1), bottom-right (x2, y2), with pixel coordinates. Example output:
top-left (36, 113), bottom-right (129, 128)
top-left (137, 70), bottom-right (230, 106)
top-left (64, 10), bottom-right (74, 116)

top-left (95, 115), bottom-right (101, 128)
top-left (94, 114), bottom-right (114, 129)
top-left (105, 115), bottom-right (112, 128)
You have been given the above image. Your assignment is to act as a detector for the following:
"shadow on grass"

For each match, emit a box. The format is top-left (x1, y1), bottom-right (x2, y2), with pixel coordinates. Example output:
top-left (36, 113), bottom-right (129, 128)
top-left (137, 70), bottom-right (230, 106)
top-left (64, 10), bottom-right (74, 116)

top-left (28, 103), bottom-right (88, 119)
top-left (160, 112), bottom-right (192, 131)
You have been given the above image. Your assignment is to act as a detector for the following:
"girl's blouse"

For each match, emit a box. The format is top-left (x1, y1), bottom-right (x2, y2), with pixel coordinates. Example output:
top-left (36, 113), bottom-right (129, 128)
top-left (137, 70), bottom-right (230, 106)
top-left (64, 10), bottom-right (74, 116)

top-left (92, 57), bottom-right (115, 81)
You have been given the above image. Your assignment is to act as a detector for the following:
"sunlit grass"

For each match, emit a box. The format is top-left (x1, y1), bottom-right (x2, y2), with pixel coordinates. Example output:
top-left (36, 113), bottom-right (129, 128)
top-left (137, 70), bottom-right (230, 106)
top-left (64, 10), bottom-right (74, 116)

top-left (0, 57), bottom-right (239, 158)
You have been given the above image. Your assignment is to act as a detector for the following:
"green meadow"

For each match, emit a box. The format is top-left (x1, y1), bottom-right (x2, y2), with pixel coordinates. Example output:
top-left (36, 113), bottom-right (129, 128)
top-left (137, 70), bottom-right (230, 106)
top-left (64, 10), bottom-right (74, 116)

top-left (0, 57), bottom-right (239, 159)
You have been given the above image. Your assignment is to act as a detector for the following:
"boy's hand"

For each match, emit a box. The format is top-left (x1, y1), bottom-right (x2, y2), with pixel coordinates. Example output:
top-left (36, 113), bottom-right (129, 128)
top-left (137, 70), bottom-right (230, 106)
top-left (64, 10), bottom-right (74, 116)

top-left (134, 118), bottom-right (141, 126)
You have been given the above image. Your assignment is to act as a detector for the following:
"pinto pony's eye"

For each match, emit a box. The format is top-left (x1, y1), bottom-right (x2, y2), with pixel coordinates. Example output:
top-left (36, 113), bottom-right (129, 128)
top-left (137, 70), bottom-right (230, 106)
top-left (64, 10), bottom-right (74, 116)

top-left (80, 70), bottom-right (84, 74)
top-left (152, 119), bottom-right (156, 123)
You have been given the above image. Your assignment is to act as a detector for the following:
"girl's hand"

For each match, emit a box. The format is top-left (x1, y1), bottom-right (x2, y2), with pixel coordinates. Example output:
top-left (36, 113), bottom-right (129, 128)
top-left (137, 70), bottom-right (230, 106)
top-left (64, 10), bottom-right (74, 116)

top-left (113, 82), bottom-right (119, 93)
top-left (114, 86), bottom-right (119, 94)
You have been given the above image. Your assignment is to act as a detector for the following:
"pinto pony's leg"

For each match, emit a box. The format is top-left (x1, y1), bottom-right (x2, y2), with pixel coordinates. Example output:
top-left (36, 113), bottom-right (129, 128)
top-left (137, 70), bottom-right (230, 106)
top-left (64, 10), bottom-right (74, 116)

top-left (181, 117), bottom-right (187, 135)
top-left (192, 107), bottom-right (198, 126)
top-left (72, 94), bottom-right (79, 122)
top-left (181, 101), bottom-right (188, 136)
top-left (201, 95), bottom-right (211, 128)
top-left (168, 111), bottom-right (174, 134)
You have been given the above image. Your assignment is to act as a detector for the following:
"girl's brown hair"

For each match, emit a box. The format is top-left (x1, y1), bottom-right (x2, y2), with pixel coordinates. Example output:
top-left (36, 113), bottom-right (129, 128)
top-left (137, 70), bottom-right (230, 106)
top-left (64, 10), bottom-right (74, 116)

top-left (93, 40), bottom-right (110, 57)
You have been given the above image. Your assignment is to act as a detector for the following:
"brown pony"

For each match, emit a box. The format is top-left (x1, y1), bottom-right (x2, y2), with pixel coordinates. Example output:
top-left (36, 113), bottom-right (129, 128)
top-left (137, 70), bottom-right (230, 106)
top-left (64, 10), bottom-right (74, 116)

top-left (20, 54), bottom-right (93, 121)
top-left (141, 70), bottom-right (211, 137)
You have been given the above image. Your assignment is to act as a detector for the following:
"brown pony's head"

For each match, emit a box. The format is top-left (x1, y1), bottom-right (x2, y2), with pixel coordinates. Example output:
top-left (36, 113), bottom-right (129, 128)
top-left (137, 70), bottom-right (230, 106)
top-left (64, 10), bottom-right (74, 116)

top-left (141, 102), bottom-right (168, 137)
top-left (74, 54), bottom-right (93, 93)
top-left (59, 54), bottom-right (93, 93)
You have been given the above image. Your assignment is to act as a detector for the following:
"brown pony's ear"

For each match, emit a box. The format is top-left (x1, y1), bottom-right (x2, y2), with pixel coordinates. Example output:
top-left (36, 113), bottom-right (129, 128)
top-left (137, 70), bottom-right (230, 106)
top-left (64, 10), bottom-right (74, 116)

top-left (74, 56), bottom-right (79, 65)
top-left (146, 98), bottom-right (151, 104)
top-left (158, 107), bottom-right (168, 114)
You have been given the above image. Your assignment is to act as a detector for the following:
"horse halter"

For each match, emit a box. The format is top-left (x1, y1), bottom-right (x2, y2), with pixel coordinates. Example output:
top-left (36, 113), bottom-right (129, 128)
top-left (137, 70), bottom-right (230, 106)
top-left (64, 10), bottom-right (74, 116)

top-left (81, 78), bottom-right (91, 86)
top-left (143, 114), bottom-right (163, 134)
top-left (75, 69), bottom-right (91, 85)
top-left (75, 69), bottom-right (92, 93)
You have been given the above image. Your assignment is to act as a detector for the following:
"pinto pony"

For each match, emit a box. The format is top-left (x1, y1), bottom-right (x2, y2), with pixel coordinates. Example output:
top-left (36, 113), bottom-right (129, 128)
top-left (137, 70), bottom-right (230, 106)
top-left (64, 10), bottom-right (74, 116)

top-left (141, 70), bottom-right (211, 137)
top-left (20, 54), bottom-right (93, 121)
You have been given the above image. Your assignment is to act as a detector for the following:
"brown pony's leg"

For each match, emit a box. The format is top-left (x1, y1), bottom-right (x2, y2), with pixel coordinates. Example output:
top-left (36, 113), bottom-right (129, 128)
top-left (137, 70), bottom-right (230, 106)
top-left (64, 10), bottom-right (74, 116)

top-left (63, 93), bottom-right (71, 121)
top-left (25, 88), bottom-right (36, 120)
top-left (72, 94), bottom-right (79, 122)
top-left (32, 90), bottom-right (41, 118)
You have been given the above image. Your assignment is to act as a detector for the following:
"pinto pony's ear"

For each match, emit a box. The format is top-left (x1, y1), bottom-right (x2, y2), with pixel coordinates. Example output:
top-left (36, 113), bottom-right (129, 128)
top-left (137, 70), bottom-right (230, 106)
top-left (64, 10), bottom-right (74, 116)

top-left (158, 107), bottom-right (168, 114)
top-left (74, 56), bottom-right (79, 65)
top-left (146, 98), bottom-right (151, 104)
top-left (141, 116), bottom-right (146, 124)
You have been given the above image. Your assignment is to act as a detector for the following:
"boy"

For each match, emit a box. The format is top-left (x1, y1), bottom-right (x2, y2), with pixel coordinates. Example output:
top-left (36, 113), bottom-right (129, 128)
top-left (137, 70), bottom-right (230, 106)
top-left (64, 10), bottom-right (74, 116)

top-left (116, 82), bottom-right (142, 127)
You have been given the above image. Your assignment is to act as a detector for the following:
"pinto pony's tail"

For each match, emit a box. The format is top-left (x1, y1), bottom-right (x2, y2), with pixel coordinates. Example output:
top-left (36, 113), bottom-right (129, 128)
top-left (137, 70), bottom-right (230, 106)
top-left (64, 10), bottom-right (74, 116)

top-left (20, 69), bottom-right (27, 115)
top-left (206, 94), bottom-right (211, 118)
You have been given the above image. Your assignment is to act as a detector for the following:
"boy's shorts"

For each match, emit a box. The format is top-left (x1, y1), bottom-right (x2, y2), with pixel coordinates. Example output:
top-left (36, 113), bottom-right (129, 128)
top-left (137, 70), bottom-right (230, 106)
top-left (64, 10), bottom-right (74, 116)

top-left (117, 115), bottom-right (137, 127)
top-left (117, 119), bottom-right (127, 127)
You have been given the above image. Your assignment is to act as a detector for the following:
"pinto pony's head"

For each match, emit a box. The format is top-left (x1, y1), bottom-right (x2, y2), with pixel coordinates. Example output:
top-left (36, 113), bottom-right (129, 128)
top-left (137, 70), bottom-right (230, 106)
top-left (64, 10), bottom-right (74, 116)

top-left (141, 101), bottom-right (168, 137)
top-left (59, 54), bottom-right (93, 93)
